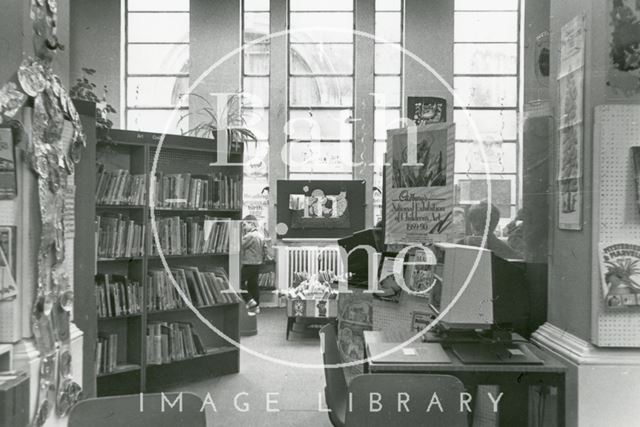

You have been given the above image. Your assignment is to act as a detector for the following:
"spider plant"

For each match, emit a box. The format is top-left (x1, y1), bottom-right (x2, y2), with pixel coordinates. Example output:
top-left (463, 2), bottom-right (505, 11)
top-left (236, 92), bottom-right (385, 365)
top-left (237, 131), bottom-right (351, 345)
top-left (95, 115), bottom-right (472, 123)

top-left (178, 93), bottom-right (257, 154)
top-left (69, 67), bottom-right (117, 142)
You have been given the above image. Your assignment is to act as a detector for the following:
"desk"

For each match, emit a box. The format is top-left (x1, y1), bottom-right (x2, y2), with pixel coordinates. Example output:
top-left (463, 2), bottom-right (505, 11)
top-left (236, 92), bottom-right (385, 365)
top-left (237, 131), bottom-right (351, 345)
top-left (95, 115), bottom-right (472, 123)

top-left (363, 330), bottom-right (567, 427)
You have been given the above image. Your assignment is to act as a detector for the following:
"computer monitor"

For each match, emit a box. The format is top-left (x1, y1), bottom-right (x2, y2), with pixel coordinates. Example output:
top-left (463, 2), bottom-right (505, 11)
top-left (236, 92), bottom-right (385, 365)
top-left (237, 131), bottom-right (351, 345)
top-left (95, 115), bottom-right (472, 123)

top-left (434, 243), bottom-right (530, 335)
top-left (337, 227), bottom-right (384, 287)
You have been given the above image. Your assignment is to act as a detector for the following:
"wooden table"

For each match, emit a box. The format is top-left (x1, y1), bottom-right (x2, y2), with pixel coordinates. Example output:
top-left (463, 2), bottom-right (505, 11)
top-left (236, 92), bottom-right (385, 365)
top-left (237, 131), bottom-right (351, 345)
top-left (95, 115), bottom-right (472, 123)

top-left (363, 330), bottom-right (567, 427)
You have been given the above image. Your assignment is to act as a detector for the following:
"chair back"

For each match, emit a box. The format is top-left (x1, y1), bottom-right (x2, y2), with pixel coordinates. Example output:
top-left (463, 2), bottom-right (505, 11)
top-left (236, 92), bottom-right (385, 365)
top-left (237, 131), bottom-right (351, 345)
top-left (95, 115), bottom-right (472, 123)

top-left (68, 392), bottom-right (206, 427)
top-left (320, 323), bottom-right (348, 427)
top-left (346, 374), bottom-right (468, 427)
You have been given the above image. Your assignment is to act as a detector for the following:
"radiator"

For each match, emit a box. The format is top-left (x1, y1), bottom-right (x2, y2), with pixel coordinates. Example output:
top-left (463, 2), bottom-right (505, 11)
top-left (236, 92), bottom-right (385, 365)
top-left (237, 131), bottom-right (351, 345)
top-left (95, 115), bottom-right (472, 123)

top-left (277, 245), bottom-right (345, 288)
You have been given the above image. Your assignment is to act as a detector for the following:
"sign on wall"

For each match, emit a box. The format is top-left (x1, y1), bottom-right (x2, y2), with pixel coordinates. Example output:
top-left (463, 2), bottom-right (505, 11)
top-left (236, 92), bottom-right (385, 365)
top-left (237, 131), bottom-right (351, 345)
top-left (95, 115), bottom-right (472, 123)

top-left (384, 123), bottom-right (455, 245)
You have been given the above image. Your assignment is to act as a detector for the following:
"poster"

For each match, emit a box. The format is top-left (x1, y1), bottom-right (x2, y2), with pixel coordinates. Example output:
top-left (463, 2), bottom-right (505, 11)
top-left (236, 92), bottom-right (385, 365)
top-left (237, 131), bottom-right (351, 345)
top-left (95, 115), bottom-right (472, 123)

top-left (407, 96), bottom-right (446, 126)
top-left (0, 128), bottom-right (17, 200)
top-left (599, 243), bottom-right (640, 309)
top-left (384, 123), bottom-right (455, 245)
top-left (557, 14), bottom-right (586, 230)
top-left (607, 0), bottom-right (640, 96)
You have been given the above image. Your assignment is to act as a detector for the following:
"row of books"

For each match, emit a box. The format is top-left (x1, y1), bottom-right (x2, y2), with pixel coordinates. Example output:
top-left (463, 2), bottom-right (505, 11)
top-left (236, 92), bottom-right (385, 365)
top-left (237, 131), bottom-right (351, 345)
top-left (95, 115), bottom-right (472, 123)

top-left (96, 334), bottom-right (119, 375)
top-left (96, 166), bottom-right (147, 206)
top-left (148, 266), bottom-right (240, 312)
top-left (258, 271), bottom-right (276, 290)
top-left (95, 274), bottom-right (143, 318)
top-left (151, 216), bottom-right (230, 256)
top-left (154, 172), bottom-right (241, 210)
top-left (146, 321), bottom-right (206, 365)
top-left (97, 215), bottom-right (145, 259)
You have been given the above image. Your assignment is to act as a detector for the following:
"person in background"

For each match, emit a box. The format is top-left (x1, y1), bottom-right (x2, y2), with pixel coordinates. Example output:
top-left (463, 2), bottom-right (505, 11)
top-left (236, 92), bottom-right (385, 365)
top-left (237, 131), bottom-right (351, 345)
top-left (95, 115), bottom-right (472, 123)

top-left (504, 209), bottom-right (525, 259)
top-left (241, 215), bottom-right (264, 315)
top-left (457, 201), bottom-right (520, 260)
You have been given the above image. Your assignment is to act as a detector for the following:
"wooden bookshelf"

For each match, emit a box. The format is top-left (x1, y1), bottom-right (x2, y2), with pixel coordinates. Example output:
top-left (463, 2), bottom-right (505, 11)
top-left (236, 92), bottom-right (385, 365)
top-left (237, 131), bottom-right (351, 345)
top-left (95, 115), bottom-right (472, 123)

top-left (93, 129), bottom-right (242, 396)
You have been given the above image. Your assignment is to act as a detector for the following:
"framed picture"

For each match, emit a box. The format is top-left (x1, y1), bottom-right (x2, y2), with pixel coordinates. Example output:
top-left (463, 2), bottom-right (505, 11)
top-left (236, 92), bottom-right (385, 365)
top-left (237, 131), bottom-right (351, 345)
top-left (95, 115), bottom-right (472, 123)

top-left (407, 96), bottom-right (447, 125)
top-left (0, 226), bottom-right (16, 279)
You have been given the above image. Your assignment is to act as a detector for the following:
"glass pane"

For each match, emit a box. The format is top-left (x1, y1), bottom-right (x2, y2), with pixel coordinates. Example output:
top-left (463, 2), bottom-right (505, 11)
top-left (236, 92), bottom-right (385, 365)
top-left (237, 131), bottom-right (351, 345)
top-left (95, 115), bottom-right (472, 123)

top-left (289, 142), bottom-right (353, 173)
top-left (375, 43), bottom-right (402, 74)
top-left (244, 0), bottom-right (270, 12)
top-left (454, 141), bottom-right (517, 174)
top-left (374, 108), bottom-right (401, 140)
top-left (127, 109), bottom-right (188, 134)
top-left (376, 0), bottom-right (402, 11)
top-left (128, 0), bottom-right (189, 11)
top-left (453, 76), bottom-right (518, 107)
top-left (288, 109), bottom-right (353, 140)
top-left (290, 44), bottom-right (353, 75)
top-left (243, 77), bottom-right (269, 107)
top-left (241, 108), bottom-right (269, 140)
top-left (455, 0), bottom-right (518, 11)
top-left (454, 43), bottom-right (517, 75)
top-left (454, 109), bottom-right (517, 141)
top-left (289, 173), bottom-right (354, 180)
top-left (127, 77), bottom-right (188, 107)
top-left (244, 12), bottom-right (270, 42)
top-left (454, 176), bottom-right (516, 217)
top-left (243, 43), bottom-right (270, 75)
top-left (374, 76), bottom-right (401, 107)
top-left (375, 12), bottom-right (402, 43)
top-left (244, 140), bottom-right (269, 178)
top-left (290, 77), bottom-right (353, 107)
top-left (290, 0), bottom-right (353, 11)
top-left (128, 44), bottom-right (189, 75)
top-left (374, 141), bottom-right (388, 171)
top-left (454, 12), bottom-right (518, 42)
top-left (128, 13), bottom-right (189, 43)
top-left (290, 12), bottom-right (353, 43)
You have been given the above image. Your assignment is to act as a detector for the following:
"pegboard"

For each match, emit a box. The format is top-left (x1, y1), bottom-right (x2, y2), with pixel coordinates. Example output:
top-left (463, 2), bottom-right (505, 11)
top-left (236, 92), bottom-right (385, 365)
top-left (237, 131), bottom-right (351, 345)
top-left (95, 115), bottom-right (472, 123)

top-left (593, 105), bottom-right (640, 347)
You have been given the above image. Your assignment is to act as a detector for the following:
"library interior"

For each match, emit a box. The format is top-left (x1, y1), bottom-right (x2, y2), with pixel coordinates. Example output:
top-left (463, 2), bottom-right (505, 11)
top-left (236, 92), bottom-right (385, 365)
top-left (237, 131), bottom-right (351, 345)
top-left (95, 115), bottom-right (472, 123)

top-left (1, 0), bottom-right (640, 426)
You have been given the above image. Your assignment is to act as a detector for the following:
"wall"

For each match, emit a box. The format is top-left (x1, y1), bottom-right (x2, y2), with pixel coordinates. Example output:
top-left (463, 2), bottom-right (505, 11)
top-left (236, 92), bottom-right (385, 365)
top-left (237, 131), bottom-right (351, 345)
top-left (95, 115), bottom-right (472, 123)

top-left (404, 0), bottom-right (454, 122)
top-left (547, 0), bottom-right (595, 341)
top-left (70, 0), bottom-right (121, 127)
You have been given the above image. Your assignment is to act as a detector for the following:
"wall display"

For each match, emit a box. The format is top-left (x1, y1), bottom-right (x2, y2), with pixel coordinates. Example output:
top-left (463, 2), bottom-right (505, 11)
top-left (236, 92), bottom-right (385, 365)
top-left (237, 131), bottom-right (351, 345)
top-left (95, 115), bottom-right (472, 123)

top-left (0, 234), bottom-right (16, 302)
top-left (276, 180), bottom-right (365, 239)
top-left (599, 243), bottom-right (640, 308)
top-left (407, 96), bottom-right (446, 125)
top-left (0, 226), bottom-right (16, 280)
top-left (557, 14), bottom-right (586, 230)
top-left (608, 0), bottom-right (640, 96)
top-left (0, 1), bottom-right (85, 424)
top-left (384, 124), bottom-right (455, 245)
top-left (0, 128), bottom-right (17, 199)
top-left (242, 141), bottom-right (269, 231)
top-left (633, 147), bottom-right (640, 213)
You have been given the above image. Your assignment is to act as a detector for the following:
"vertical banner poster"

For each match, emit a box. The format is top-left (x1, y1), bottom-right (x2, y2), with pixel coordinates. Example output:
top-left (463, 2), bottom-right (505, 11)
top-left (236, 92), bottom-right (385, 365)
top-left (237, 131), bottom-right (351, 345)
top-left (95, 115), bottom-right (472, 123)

top-left (557, 14), bottom-right (586, 230)
top-left (384, 123), bottom-right (455, 245)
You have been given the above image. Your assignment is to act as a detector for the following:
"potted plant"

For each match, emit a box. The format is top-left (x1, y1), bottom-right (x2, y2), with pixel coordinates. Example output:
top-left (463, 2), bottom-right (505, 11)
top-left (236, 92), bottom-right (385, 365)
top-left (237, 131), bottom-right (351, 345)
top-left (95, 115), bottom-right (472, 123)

top-left (178, 93), bottom-right (257, 158)
top-left (69, 68), bottom-right (117, 143)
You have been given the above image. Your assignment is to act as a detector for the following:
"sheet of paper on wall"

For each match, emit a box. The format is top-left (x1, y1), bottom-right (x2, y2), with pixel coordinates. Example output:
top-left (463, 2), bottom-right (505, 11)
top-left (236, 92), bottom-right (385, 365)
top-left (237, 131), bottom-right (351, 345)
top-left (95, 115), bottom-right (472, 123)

top-left (599, 243), bottom-right (640, 309)
top-left (558, 13), bottom-right (586, 78)
top-left (0, 128), bottom-right (17, 200)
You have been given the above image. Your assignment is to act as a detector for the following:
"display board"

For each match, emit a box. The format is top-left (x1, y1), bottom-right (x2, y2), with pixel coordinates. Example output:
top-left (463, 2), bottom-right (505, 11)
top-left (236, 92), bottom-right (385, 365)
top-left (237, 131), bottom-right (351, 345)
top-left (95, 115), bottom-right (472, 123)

top-left (384, 123), bottom-right (455, 246)
top-left (276, 180), bottom-right (365, 239)
top-left (593, 105), bottom-right (640, 347)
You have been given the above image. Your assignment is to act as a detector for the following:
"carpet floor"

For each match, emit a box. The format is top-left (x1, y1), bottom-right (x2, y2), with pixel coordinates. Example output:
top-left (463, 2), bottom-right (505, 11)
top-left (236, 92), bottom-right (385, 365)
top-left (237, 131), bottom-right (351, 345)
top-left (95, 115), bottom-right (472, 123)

top-left (172, 307), bottom-right (333, 427)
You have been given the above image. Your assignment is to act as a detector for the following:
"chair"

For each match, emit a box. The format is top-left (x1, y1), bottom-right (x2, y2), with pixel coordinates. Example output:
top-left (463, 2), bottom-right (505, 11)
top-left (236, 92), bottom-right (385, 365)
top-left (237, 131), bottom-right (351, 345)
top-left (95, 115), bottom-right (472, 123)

top-left (68, 392), bottom-right (206, 427)
top-left (319, 324), bottom-right (468, 427)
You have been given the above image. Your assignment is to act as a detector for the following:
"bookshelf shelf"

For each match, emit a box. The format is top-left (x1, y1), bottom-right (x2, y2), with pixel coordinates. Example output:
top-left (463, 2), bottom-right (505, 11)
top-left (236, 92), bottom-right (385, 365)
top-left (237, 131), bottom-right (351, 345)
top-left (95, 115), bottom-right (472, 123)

top-left (147, 302), bottom-right (237, 316)
top-left (93, 129), bottom-right (242, 396)
top-left (98, 314), bottom-right (142, 321)
top-left (97, 364), bottom-right (142, 378)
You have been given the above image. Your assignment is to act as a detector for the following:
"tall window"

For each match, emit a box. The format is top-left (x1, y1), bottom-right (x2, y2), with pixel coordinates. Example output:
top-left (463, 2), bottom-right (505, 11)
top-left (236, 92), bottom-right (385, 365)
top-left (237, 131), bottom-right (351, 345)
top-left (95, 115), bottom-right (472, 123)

top-left (373, 0), bottom-right (403, 225)
top-left (242, 0), bottom-right (271, 230)
top-left (453, 0), bottom-right (521, 230)
top-left (287, 0), bottom-right (355, 180)
top-left (124, 0), bottom-right (190, 134)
